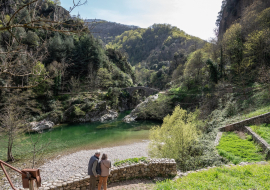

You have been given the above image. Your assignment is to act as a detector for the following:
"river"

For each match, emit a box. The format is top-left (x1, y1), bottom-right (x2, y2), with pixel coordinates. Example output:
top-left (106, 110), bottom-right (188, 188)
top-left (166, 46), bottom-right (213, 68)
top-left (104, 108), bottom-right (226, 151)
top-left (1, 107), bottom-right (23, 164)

top-left (0, 111), bottom-right (161, 160)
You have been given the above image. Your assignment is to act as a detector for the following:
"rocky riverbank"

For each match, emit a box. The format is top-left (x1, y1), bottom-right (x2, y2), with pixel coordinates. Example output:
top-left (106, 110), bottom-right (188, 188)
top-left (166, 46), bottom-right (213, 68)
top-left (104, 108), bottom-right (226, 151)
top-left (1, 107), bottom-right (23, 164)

top-left (1, 142), bottom-right (149, 189)
top-left (39, 142), bottom-right (149, 182)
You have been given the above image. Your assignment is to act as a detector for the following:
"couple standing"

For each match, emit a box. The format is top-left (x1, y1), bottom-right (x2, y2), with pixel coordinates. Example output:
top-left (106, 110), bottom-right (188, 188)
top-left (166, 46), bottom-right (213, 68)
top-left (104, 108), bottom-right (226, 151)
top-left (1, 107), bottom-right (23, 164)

top-left (88, 150), bottom-right (111, 190)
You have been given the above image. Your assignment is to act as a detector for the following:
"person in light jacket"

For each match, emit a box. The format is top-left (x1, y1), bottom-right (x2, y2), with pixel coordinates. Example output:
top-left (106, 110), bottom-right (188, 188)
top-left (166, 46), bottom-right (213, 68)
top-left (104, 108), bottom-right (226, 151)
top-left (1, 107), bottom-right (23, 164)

top-left (98, 153), bottom-right (111, 190)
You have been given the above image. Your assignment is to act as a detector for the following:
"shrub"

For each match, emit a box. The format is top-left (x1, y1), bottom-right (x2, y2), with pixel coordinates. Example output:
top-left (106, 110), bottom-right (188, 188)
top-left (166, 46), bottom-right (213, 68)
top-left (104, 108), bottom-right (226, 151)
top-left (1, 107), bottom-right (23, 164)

top-left (148, 106), bottom-right (201, 170)
top-left (73, 106), bottom-right (85, 117)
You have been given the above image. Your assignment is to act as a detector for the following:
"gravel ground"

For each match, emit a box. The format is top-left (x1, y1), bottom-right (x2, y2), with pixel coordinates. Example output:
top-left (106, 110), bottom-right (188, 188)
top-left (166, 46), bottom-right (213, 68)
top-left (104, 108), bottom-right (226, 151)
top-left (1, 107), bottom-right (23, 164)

top-left (39, 141), bottom-right (149, 182)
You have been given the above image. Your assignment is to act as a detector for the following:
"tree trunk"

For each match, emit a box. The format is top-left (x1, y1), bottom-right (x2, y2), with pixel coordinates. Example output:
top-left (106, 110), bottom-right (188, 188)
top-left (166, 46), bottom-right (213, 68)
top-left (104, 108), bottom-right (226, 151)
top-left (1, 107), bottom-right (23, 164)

top-left (7, 147), bottom-right (14, 162)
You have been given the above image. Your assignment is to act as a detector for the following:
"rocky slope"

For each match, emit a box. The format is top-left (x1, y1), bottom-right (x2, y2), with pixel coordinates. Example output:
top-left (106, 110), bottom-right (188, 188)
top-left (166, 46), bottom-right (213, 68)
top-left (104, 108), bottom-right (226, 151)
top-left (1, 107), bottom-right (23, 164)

top-left (218, 0), bottom-right (270, 37)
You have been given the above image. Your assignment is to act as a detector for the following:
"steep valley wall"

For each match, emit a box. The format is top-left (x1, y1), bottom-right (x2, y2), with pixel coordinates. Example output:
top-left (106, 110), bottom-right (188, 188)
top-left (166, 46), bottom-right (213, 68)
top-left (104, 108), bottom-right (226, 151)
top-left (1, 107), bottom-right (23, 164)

top-left (218, 0), bottom-right (270, 37)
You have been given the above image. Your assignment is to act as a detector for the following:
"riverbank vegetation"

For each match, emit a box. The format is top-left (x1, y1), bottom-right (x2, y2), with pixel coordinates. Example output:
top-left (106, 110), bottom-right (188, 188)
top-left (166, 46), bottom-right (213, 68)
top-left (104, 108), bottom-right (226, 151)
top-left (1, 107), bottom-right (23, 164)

top-left (155, 163), bottom-right (270, 190)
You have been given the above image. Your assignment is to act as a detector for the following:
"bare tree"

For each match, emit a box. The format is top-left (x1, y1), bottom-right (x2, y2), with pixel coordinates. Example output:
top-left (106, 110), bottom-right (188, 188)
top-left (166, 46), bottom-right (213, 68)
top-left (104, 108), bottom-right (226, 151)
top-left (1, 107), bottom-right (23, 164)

top-left (69, 76), bottom-right (81, 98)
top-left (86, 63), bottom-right (97, 91)
top-left (0, 102), bottom-right (22, 162)
top-left (27, 130), bottom-right (52, 168)
top-left (0, 89), bottom-right (38, 162)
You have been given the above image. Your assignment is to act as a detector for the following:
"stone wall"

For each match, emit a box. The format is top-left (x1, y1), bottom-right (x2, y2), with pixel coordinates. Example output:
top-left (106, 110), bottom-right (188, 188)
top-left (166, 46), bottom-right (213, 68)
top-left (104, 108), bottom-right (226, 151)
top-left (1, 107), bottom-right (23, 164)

top-left (39, 159), bottom-right (177, 190)
top-left (215, 111), bottom-right (270, 160)
top-left (244, 127), bottom-right (270, 160)
top-left (218, 112), bottom-right (270, 132)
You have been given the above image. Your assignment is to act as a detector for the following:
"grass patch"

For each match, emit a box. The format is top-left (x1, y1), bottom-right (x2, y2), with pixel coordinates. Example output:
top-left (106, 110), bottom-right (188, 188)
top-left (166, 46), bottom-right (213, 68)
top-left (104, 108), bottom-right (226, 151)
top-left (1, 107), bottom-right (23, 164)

top-left (155, 163), bottom-right (270, 190)
top-left (216, 132), bottom-right (265, 164)
top-left (251, 124), bottom-right (270, 144)
top-left (243, 105), bottom-right (270, 119)
top-left (114, 157), bottom-right (148, 167)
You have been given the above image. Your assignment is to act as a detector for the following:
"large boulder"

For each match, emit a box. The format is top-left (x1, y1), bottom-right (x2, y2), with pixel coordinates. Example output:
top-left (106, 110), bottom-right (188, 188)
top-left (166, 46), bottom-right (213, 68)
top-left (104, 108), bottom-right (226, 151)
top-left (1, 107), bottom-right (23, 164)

top-left (100, 110), bottom-right (118, 122)
top-left (30, 120), bottom-right (54, 132)
top-left (123, 94), bottom-right (159, 122)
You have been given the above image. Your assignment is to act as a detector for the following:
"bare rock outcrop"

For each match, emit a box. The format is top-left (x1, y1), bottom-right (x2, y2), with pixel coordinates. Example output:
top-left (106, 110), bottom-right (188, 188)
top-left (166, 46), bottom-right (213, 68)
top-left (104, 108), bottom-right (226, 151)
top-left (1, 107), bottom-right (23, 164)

top-left (30, 120), bottom-right (55, 132)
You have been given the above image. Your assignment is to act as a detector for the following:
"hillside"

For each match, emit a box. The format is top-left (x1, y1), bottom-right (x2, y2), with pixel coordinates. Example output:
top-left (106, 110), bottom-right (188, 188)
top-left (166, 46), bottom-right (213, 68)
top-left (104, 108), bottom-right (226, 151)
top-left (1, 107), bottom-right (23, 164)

top-left (86, 19), bottom-right (140, 44)
top-left (107, 24), bottom-right (205, 65)
top-left (0, 0), bottom-right (136, 123)
top-left (106, 24), bottom-right (206, 89)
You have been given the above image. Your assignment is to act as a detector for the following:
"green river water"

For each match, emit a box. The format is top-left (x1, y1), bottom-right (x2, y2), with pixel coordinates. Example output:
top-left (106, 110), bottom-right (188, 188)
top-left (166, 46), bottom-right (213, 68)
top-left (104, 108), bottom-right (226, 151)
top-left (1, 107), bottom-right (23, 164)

top-left (0, 111), bottom-right (161, 160)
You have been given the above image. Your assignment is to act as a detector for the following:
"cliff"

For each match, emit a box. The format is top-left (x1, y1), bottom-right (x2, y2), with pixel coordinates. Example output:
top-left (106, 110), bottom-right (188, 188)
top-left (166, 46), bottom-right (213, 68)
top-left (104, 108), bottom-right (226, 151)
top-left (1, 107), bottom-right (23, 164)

top-left (218, 0), bottom-right (270, 37)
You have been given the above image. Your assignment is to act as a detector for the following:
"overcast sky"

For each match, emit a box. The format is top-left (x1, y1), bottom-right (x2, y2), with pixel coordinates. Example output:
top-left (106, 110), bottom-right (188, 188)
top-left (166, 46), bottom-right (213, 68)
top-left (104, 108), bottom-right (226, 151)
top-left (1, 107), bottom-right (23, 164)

top-left (61, 0), bottom-right (223, 41)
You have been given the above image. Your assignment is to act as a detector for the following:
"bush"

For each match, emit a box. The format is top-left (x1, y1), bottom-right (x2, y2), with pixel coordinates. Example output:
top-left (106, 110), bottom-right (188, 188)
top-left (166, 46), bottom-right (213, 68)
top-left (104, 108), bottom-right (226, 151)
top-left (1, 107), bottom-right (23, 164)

top-left (73, 106), bottom-right (85, 117)
top-left (81, 101), bottom-right (95, 112)
top-left (149, 106), bottom-right (201, 170)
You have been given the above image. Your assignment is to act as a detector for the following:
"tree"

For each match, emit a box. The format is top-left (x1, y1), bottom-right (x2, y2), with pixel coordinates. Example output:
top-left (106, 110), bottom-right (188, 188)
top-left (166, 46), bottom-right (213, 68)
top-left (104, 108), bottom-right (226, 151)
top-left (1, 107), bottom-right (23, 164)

top-left (184, 50), bottom-right (205, 83)
top-left (222, 23), bottom-right (244, 76)
top-left (0, 90), bottom-right (38, 162)
top-left (96, 68), bottom-right (113, 88)
top-left (149, 106), bottom-right (200, 169)
top-left (68, 76), bottom-right (81, 97)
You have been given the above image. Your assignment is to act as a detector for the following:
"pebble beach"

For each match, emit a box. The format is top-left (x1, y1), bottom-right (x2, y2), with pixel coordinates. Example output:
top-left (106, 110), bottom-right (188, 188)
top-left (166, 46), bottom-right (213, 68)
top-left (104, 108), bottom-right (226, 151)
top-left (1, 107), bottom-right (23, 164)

top-left (39, 141), bottom-right (149, 182)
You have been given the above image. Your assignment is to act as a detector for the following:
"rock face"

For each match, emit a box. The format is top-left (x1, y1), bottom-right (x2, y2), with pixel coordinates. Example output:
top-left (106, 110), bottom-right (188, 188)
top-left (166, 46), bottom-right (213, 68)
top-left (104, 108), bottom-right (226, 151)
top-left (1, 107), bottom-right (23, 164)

top-left (123, 94), bottom-right (159, 122)
top-left (100, 110), bottom-right (118, 122)
top-left (63, 101), bottom-right (118, 123)
top-left (30, 120), bottom-right (54, 132)
top-left (218, 0), bottom-right (270, 37)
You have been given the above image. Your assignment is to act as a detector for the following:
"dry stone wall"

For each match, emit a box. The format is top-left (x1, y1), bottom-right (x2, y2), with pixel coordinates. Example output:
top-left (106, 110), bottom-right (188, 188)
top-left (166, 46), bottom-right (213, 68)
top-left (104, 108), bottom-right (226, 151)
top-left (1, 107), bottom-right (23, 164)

top-left (215, 112), bottom-right (270, 160)
top-left (244, 127), bottom-right (270, 160)
top-left (218, 112), bottom-right (270, 132)
top-left (38, 159), bottom-right (177, 190)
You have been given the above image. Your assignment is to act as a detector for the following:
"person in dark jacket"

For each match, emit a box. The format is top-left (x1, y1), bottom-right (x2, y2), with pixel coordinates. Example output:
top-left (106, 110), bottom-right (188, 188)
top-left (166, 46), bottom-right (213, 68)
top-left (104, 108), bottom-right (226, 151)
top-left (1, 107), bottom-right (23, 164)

top-left (88, 150), bottom-right (101, 190)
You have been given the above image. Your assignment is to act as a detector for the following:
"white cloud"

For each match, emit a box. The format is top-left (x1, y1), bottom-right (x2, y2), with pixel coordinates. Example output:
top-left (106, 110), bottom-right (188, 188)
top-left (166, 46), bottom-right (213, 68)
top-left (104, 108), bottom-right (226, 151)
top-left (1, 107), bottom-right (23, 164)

top-left (72, 0), bottom-right (223, 40)
top-left (124, 0), bottom-right (223, 40)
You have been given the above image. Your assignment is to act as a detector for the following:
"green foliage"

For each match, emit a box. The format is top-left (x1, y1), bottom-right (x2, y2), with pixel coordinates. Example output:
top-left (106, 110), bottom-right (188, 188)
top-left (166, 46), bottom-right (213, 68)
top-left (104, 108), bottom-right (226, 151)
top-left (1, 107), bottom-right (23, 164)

top-left (114, 157), bottom-right (148, 167)
top-left (137, 94), bottom-right (173, 120)
top-left (155, 163), bottom-right (270, 189)
top-left (81, 101), bottom-right (95, 113)
top-left (251, 124), bottom-right (270, 145)
top-left (73, 105), bottom-right (86, 117)
top-left (216, 4), bottom-right (270, 84)
top-left (105, 87), bottom-right (121, 109)
top-left (206, 59), bottom-right (218, 83)
top-left (96, 68), bottom-right (113, 88)
top-left (217, 132), bottom-right (265, 164)
top-left (244, 29), bottom-right (270, 66)
top-left (222, 23), bottom-right (244, 75)
top-left (149, 106), bottom-right (201, 170)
